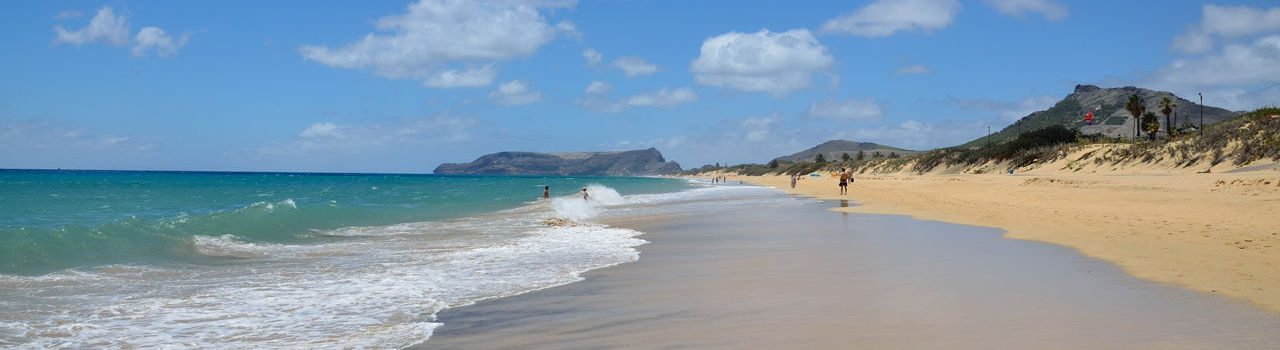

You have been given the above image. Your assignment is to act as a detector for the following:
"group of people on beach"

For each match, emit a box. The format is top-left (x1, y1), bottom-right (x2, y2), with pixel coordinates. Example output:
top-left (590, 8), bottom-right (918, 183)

top-left (710, 175), bottom-right (728, 183)
top-left (542, 186), bottom-right (590, 200)
top-left (789, 168), bottom-right (854, 195)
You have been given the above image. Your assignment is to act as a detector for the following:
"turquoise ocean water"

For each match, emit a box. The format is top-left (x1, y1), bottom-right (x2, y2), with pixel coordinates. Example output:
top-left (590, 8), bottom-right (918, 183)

top-left (1, 169), bottom-right (773, 348)
top-left (0, 170), bottom-right (690, 275)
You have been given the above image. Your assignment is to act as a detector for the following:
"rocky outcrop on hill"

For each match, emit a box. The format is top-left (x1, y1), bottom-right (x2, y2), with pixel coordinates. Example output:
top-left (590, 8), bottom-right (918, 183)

top-left (433, 148), bottom-right (682, 176)
top-left (962, 85), bottom-right (1240, 148)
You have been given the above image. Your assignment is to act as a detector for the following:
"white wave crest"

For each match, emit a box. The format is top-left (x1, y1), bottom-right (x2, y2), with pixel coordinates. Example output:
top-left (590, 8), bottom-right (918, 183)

top-left (549, 184), bottom-right (625, 221)
top-left (191, 234), bottom-right (276, 258)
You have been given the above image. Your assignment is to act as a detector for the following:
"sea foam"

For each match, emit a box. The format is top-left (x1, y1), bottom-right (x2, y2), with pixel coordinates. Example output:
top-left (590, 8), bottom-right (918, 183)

top-left (0, 181), bottom-right (734, 349)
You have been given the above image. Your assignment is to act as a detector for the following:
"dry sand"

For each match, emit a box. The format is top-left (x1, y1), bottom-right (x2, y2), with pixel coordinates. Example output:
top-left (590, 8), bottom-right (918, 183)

top-left (422, 191), bottom-right (1280, 349)
top-left (735, 162), bottom-right (1280, 313)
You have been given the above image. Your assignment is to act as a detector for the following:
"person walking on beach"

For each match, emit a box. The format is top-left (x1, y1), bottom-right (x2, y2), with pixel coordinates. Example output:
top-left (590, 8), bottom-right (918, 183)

top-left (838, 168), bottom-right (851, 195)
top-left (790, 175), bottom-right (797, 189)
top-left (543, 186), bottom-right (550, 199)
top-left (582, 187), bottom-right (589, 200)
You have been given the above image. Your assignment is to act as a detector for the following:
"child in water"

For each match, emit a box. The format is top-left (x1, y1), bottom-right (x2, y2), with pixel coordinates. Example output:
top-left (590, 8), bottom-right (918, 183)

top-left (543, 186), bottom-right (550, 199)
top-left (582, 187), bottom-right (589, 200)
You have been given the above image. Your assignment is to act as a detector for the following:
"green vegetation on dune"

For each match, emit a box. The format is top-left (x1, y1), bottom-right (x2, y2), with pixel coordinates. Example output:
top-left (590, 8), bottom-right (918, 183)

top-left (690, 106), bottom-right (1280, 177)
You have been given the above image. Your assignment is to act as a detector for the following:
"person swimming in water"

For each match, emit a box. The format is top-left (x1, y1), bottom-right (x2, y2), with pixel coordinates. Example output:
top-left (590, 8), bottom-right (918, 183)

top-left (582, 187), bottom-right (589, 200)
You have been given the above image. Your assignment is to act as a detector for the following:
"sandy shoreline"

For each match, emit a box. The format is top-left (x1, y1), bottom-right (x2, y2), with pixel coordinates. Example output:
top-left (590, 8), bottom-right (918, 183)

top-left (422, 188), bottom-right (1280, 349)
top-left (730, 167), bottom-right (1280, 313)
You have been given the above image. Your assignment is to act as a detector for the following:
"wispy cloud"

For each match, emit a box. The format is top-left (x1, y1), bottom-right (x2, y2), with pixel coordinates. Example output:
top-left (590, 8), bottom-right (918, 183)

top-left (807, 96), bottom-right (884, 122)
top-left (982, 0), bottom-right (1067, 20)
top-left (952, 95), bottom-right (1059, 121)
top-left (1171, 4), bottom-right (1280, 54)
top-left (612, 57), bottom-right (659, 77)
top-left (53, 7), bottom-right (130, 46)
top-left (55, 10), bottom-right (84, 19)
top-left (132, 27), bottom-right (191, 58)
top-left (0, 118), bottom-right (155, 167)
top-left (584, 81), bottom-right (613, 94)
top-left (489, 80), bottom-right (543, 106)
top-left (53, 6), bottom-right (192, 58)
top-left (582, 48), bottom-right (603, 66)
top-left (821, 0), bottom-right (961, 38)
top-left (893, 64), bottom-right (934, 75)
top-left (257, 116), bottom-right (477, 157)
top-left (580, 87), bottom-right (698, 113)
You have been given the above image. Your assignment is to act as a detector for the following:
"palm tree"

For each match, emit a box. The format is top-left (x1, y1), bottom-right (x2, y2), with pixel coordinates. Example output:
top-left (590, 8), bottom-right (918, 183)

top-left (1142, 112), bottom-right (1160, 141)
top-left (1157, 96), bottom-right (1176, 136)
top-left (1124, 94), bottom-right (1146, 141)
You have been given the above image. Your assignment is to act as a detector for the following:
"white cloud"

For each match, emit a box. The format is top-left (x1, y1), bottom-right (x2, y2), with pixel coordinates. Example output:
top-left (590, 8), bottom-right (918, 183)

top-left (953, 95), bottom-right (1059, 121)
top-left (739, 116), bottom-right (779, 142)
top-left (1171, 31), bottom-right (1214, 54)
top-left (492, 0), bottom-right (578, 8)
top-left (52, 7), bottom-right (190, 58)
top-left (1171, 4), bottom-right (1280, 54)
top-left (585, 81), bottom-right (612, 94)
top-left (612, 57), bottom-right (659, 77)
top-left (807, 96), bottom-right (884, 122)
top-left (298, 0), bottom-right (569, 88)
top-left (982, 0), bottom-right (1067, 20)
top-left (299, 122), bottom-right (343, 138)
top-left (1195, 84), bottom-right (1280, 111)
top-left (1146, 35), bottom-right (1280, 111)
top-left (56, 11), bottom-right (84, 19)
top-left (842, 120), bottom-right (941, 150)
top-left (893, 64), bottom-right (934, 75)
top-left (260, 117), bottom-right (476, 156)
top-left (690, 29), bottom-right (834, 96)
top-left (820, 0), bottom-right (961, 38)
top-left (52, 7), bottom-right (131, 47)
top-left (580, 87), bottom-right (698, 113)
top-left (582, 48), bottom-right (603, 66)
top-left (625, 87), bottom-right (697, 108)
top-left (1199, 4), bottom-right (1280, 38)
top-left (1151, 35), bottom-right (1280, 88)
top-left (489, 80), bottom-right (543, 106)
top-left (421, 66), bottom-right (497, 88)
top-left (131, 27), bottom-right (191, 58)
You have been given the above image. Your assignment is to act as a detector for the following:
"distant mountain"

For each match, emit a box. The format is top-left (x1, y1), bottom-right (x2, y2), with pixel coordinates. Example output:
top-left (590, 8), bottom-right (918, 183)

top-left (960, 85), bottom-right (1240, 148)
top-left (772, 140), bottom-right (917, 163)
top-left (433, 148), bottom-right (682, 176)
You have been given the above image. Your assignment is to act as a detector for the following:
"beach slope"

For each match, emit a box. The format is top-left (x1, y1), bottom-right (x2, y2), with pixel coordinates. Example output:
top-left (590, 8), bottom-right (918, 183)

top-left (742, 169), bottom-right (1280, 313)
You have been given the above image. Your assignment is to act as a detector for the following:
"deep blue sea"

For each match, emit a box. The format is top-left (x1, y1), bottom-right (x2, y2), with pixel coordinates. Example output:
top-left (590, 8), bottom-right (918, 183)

top-left (0, 169), bottom-right (784, 348)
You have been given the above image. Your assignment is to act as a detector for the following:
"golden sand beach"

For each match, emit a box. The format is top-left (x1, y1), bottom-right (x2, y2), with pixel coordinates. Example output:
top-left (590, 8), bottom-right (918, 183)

top-left (731, 157), bottom-right (1280, 313)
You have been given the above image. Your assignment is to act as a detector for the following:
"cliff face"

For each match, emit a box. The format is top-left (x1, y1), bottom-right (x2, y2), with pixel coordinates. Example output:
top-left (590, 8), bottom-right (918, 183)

top-left (433, 148), bottom-right (682, 176)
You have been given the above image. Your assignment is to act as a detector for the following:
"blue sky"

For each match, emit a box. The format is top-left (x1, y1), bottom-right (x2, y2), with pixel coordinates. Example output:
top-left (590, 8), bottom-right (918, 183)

top-left (2, 0), bottom-right (1278, 172)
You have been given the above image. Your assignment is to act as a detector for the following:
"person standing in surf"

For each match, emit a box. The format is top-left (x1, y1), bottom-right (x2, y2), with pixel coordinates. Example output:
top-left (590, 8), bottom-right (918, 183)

top-left (543, 186), bottom-right (550, 199)
top-left (582, 187), bottom-right (589, 200)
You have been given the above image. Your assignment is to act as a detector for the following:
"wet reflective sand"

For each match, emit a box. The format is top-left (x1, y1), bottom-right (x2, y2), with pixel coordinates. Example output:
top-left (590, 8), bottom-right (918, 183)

top-left (421, 193), bottom-right (1280, 349)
